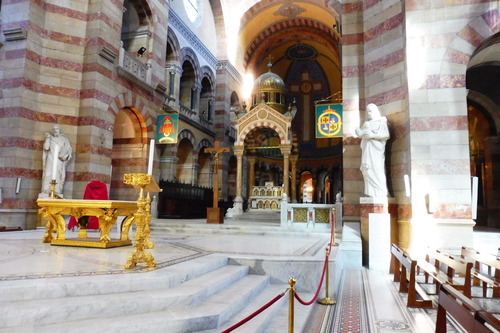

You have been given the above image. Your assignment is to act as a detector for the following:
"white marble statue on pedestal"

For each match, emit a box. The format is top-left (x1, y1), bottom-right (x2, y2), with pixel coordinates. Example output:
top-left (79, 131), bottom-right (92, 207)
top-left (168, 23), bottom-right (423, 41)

top-left (41, 124), bottom-right (73, 197)
top-left (355, 103), bottom-right (390, 197)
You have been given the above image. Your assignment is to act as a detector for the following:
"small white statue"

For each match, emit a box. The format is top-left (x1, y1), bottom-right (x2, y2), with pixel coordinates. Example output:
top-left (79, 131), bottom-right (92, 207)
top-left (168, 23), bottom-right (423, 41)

top-left (41, 124), bottom-right (73, 196)
top-left (335, 190), bottom-right (342, 203)
top-left (355, 103), bottom-right (390, 197)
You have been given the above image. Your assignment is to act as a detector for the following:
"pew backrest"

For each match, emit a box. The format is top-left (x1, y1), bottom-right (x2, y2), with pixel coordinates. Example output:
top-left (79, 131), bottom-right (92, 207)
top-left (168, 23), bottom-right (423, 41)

top-left (461, 246), bottom-right (500, 297)
top-left (425, 249), bottom-right (473, 298)
top-left (435, 284), bottom-right (493, 333)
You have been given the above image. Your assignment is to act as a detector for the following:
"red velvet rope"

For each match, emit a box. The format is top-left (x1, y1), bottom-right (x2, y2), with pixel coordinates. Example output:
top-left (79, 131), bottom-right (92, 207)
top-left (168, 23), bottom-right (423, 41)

top-left (221, 291), bottom-right (288, 333)
top-left (222, 215), bottom-right (336, 330)
top-left (294, 254), bottom-right (329, 305)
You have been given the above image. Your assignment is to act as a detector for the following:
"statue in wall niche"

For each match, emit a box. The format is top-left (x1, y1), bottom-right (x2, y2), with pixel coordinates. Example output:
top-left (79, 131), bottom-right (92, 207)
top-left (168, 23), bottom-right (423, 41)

top-left (41, 124), bottom-right (73, 197)
top-left (355, 103), bottom-right (390, 197)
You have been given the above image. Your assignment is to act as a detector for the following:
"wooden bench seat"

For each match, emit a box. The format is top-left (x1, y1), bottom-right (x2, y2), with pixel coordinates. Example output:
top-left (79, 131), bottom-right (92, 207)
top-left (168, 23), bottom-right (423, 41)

top-left (436, 284), bottom-right (500, 333)
top-left (461, 246), bottom-right (500, 298)
top-left (419, 248), bottom-right (473, 298)
top-left (390, 244), bottom-right (433, 308)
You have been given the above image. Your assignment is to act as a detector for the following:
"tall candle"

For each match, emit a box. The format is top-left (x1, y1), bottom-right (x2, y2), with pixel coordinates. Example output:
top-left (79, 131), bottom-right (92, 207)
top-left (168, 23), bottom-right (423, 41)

top-left (147, 139), bottom-right (154, 175)
top-left (52, 144), bottom-right (59, 180)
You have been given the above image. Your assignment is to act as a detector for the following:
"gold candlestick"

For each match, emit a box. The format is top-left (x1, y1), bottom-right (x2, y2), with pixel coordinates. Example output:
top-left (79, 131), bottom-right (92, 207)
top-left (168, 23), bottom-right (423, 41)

top-left (50, 179), bottom-right (57, 199)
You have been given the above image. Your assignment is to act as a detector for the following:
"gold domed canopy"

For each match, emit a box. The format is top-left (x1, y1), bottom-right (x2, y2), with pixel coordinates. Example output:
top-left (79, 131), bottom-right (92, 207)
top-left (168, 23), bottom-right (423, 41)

top-left (250, 59), bottom-right (287, 114)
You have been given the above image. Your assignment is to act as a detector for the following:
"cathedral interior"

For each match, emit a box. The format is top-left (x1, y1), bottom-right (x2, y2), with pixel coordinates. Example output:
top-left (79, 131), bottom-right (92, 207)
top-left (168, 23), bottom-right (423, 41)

top-left (0, 0), bottom-right (500, 332)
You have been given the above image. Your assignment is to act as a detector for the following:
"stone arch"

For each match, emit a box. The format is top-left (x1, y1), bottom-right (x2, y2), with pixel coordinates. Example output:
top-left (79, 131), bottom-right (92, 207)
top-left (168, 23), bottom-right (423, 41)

top-left (463, 15), bottom-right (500, 228)
top-left (110, 105), bottom-right (149, 200)
top-left (177, 128), bottom-right (197, 150)
top-left (244, 19), bottom-right (339, 69)
top-left (166, 27), bottom-right (182, 62)
top-left (121, 0), bottom-right (155, 56)
top-left (236, 105), bottom-right (291, 145)
top-left (239, 0), bottom-right (339, 31)
top-left (209, 0), bottom-right (228, 59)
top-left (238, 121), bottom-right (287, 145)
top-left (196, 138), bottom-right (212, 187)
top-left (200, 66), bottom-right (215, 88)
top-left (200, 66), bottom-right (215, 120)
top-left (196, 138), bottom-right (212, 154)
top-left (467, 90), bottom-right (500, 134)
top-left (439, 10), bottom-right (500, 86)
top-left (180, 47), bottom-right (201, 82)
top-left (175, 130), bottom-right (197, 184)
top-left (108, 92), bottom-right (152, 143)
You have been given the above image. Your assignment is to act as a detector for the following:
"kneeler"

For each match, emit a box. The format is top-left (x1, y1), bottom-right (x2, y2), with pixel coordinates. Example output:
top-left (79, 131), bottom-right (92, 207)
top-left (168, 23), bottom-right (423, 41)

top-left (68, 181), bottom-right (109, 230)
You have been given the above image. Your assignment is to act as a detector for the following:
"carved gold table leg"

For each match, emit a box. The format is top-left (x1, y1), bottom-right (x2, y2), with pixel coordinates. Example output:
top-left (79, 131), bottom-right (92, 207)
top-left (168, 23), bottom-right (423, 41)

top-left (99, 209), bottom-right (117, 243)
top-left (40, 207), bottom-right (66, 243)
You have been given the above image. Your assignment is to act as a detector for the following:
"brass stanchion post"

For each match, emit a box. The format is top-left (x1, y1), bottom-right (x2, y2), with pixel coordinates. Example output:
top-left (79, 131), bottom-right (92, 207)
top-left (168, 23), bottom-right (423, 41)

top-left (288, 278), bottom-right (296, 333)
top-left (318, 245), bottom-right (337, 305)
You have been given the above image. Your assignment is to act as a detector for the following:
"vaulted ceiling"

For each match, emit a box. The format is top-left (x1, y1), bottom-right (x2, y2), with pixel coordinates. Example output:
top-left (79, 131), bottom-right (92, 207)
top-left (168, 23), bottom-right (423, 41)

top-left (237, 1), bottom-right (342, 95)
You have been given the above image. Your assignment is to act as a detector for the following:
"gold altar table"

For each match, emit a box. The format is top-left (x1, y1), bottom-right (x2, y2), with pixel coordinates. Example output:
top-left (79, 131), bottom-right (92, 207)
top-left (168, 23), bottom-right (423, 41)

top-left (37, 199), bottom-right (138, 248)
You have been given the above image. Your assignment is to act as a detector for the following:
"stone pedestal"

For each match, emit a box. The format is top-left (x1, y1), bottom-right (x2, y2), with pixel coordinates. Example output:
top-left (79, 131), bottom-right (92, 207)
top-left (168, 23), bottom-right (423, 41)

top-left (359, 197), bottom-right (397, 266)
top-left (207, 207), bottom-right (224, 224)
top-left (368, 213), bottom-right (391, 271)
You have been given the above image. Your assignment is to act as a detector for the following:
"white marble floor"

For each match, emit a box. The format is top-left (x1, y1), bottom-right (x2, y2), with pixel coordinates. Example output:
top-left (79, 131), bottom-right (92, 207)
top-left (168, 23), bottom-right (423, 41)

top-left (0, 218), bottom-right (498, 332)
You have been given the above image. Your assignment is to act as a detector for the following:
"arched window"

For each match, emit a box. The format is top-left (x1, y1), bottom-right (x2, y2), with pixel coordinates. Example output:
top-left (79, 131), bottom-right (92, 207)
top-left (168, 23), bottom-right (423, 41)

top-left (183, 0), bottom-right (202, 23)
top-left (121, 0), bottom-right (152, 55)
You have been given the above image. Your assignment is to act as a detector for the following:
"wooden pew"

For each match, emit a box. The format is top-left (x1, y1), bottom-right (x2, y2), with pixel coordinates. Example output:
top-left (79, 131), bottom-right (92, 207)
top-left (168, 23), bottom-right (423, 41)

top-left (461, 246), bottom-right (500, 298)
top-left (475, 311), bottom-right (500, 332)
top-left (436, 284), bottom-right (500, 333)
top-left (390, 244), bottom-right (433, 308)
top-left (418, 249), bottom-right (473, 298)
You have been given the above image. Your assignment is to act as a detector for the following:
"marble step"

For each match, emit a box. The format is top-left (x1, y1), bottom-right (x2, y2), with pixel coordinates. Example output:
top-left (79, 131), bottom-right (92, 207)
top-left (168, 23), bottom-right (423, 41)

top-left (233, 210), bottom-right (281, 222)
top-left (0, 254), bottom-right (229, 303)
top-left (150, 221), bottom-right (330, 236)
top-left (201, 286), bottom-right (315, 333)
top-left (0, 264), bottom-right (254, 329)
top-left (0, 274), bottom-right (276, 333)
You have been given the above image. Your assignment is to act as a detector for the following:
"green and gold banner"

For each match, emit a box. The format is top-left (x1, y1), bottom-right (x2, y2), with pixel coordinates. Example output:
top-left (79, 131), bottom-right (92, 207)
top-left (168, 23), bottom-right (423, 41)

top-left (316, 104), bottom-right (342, 138)
top-left (157, 114), bottom-right (178, 144)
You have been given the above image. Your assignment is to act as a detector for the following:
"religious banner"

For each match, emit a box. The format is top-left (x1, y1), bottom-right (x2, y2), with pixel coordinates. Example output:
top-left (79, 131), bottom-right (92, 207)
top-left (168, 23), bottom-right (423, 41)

top-left (315, 104), bottom-right (343, 138)
top-left (156, 114), bottom-right (178, 144)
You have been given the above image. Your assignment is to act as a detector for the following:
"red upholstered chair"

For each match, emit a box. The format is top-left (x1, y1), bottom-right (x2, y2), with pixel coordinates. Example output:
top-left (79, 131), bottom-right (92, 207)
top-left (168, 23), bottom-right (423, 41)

top-left (68, 181), bottom-right (109, 230)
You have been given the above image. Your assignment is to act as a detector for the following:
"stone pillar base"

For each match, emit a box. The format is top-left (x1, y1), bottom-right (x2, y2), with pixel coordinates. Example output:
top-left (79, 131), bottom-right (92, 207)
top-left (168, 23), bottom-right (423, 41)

top-left (207, 207), bottom-right (224, 224)
top-left (359, 197), bottom-right (397, 267)
top-left (225, 196), bottom-right (243, 218)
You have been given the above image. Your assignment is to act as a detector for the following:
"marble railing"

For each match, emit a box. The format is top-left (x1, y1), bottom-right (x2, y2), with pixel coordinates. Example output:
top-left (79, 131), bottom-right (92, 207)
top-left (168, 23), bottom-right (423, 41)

top-left (280, 202), bottom-right (336, 231)
top-left (118, 46), bottom-right (152, 85)
top-left (178, 104), bottom-right (214, 133)
top-left (179, 104), bottom-right (197, 120)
